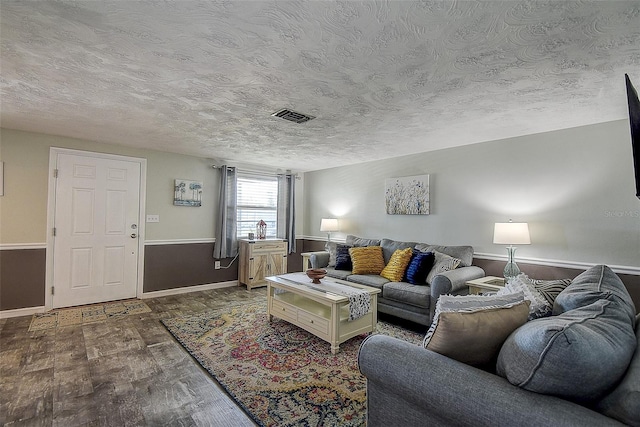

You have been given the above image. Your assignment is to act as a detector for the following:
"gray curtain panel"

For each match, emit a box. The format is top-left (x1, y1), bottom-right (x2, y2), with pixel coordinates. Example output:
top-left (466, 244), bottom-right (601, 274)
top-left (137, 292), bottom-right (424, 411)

top-left (214, 166), bottom-right (238, 259)
top-left (277, 172), bottom-right (296, 254)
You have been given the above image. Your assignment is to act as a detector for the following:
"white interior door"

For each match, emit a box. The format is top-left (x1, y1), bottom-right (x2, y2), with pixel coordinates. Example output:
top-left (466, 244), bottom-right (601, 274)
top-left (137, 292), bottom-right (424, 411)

top-left (52, 153), bottom-right (141, 308)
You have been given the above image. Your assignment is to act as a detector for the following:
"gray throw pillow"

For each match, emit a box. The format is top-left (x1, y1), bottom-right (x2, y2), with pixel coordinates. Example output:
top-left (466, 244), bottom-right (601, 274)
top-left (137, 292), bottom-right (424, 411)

top-left (325, 241), bottom-right (338, 267)
top-left (553, 265), bottom-right (635, 324)
top-left (425, 251), bottom-right (460, 285)
top-left (497, 299), bottom-right (637, 404)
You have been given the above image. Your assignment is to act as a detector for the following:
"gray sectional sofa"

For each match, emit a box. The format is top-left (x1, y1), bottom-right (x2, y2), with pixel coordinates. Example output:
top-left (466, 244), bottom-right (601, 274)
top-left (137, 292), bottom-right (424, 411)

top-left (358, 265), bottom-right (640, 426)
top-left (309, 234), bottom-right (485, 325)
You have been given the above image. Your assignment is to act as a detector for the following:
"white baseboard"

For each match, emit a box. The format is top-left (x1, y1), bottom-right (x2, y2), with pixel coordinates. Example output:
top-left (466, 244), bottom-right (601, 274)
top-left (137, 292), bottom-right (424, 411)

top-left (141, 281), bottom-right (238, 299)
top-left (0, 306), bottom-right (46, 319)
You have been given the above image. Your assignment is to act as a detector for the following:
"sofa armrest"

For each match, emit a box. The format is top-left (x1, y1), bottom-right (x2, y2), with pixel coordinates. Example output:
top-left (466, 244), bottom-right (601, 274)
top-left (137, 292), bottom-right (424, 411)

top-left (429, 266), bottom-right (485, 320)
top-left (431, 265), bottom-right (485, 295)
top-left (309, 251), bottom-right (329, 268)
top-left (358, 335), bottom-right (624, 427)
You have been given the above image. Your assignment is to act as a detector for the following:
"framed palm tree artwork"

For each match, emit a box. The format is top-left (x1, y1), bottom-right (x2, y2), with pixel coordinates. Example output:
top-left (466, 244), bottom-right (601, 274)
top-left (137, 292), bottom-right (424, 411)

top-left (174, 179), bottom-right (203, 207)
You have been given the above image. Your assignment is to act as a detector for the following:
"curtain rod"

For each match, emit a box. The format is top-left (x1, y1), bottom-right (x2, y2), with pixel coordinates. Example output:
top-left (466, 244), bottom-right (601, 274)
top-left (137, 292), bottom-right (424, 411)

top-left (211, 165), bottom-right (300, 179)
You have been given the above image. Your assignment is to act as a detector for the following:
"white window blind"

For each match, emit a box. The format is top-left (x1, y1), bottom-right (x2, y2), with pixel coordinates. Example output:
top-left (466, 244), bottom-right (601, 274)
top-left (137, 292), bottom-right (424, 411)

top-left (237, 174), bottom-right (278, 239)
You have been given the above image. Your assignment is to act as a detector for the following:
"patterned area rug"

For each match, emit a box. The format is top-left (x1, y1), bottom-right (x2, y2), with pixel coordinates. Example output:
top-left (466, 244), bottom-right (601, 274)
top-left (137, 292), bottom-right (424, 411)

top-left (162, 303), bottom-right (424, 427)
top-left (29, 300), bottom-right (151, 331)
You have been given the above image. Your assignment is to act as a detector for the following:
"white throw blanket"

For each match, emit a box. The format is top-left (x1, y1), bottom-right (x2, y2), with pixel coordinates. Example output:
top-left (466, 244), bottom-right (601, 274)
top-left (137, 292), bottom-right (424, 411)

top-left (278, 273), bottom-right (371, 321)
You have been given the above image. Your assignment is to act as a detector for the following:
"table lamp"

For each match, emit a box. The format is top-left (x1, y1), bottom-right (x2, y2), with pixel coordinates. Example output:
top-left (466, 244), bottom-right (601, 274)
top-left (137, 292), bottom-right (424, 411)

top-left (320, 218), bottom-right (339, 243)
top-left (493, 220), bottom-right (531, 280)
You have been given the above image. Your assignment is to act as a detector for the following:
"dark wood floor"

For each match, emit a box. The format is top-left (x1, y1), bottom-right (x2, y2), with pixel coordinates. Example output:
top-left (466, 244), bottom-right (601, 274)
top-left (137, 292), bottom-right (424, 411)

top-left (0, 286), bottom-right (267, 426)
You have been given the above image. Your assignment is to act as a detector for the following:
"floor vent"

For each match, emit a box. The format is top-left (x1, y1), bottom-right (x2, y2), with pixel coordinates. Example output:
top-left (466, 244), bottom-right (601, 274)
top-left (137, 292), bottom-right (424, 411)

top-left (271, 108), bottom-right (315, 124)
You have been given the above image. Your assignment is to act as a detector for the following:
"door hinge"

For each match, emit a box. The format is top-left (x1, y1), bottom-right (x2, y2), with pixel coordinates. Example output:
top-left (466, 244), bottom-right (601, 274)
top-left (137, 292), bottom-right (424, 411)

top-left (53, 227), bottom-right (56, 236)
top-left (54, 169), bottom-right (58, 178)
top-left (51, 287), bottom-right (55, 295)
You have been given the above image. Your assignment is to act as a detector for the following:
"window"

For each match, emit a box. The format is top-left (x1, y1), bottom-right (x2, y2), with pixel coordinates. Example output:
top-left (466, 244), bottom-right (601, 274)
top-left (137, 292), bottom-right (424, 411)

top-left (236, 174), bottom-right (278, 239)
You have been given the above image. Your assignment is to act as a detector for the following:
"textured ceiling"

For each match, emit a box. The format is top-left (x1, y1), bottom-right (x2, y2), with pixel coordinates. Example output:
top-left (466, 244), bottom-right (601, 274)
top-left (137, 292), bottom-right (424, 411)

top-left (2, 1), bottom-right (640, 172)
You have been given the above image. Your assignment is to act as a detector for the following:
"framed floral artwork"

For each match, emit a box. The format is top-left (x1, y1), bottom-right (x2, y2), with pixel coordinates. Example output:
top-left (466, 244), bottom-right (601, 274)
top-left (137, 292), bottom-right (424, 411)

top-left (385, 174), bottom-right (429, 215)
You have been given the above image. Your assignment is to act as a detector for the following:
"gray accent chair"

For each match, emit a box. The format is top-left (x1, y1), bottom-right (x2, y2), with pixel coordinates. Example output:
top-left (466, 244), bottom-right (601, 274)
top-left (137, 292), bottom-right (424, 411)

top-left (309, 235), bottom-right (485, 325)
top-left (358, 265), bottom-right (640, 426)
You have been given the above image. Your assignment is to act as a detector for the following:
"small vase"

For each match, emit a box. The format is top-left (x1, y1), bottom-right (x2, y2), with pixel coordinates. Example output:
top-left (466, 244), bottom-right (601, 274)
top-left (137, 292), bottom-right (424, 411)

top-left (503, 246), bottom-right (521, 280)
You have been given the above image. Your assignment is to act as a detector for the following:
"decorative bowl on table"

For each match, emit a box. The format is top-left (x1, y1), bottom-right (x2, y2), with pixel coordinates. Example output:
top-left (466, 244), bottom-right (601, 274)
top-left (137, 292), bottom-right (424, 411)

top-left (306, 268), bottom-right (327, 284)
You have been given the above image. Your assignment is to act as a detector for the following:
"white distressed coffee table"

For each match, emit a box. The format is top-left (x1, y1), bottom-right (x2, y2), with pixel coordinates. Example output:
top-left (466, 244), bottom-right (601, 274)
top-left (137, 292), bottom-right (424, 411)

top-left (266, 273), bottom-right (381, 354)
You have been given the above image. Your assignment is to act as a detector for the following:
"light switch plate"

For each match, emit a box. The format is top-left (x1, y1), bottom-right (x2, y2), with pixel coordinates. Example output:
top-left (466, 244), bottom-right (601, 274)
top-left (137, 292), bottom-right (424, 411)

top-left (146, 214), bottom-right (160, 223)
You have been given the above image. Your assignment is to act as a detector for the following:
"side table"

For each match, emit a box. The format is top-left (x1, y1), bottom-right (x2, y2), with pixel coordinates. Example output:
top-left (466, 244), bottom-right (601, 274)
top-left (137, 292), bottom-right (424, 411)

top-left (301, 252), bottom-right (313, 271)
top-left (467, 276), bottom-right (505, 295)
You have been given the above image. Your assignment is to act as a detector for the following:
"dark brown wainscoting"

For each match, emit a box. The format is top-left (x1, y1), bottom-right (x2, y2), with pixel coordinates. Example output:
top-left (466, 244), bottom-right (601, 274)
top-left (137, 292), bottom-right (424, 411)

top-left (473, 258), bottom-right (640, 311)
top-left (0, 249), bottom-right (46, 310)
top-left (144, 239), bottom-right (307, 293)
top-left (301, 239), bottom-right (327, 253)
top-left (144, 243), bottom-right (236, 292)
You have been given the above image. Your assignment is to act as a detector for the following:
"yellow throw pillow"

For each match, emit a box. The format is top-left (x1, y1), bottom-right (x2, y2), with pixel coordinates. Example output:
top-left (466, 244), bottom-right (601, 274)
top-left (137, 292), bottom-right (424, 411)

top-left (380, 247), bottom-right (413, 282)
top-left (349, 246), bottom-right (385, 275)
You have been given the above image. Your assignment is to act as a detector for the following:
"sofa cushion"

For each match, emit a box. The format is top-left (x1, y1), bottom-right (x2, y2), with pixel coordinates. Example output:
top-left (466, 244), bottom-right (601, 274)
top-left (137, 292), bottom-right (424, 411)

top-left (380, 248), bottom-right (413, 282)
top-left (497, 274), bottom-right (552, 320)
top-left (497, 299), bottom-right (638, 403)
top-left (349, 246), bottom-right (385, 275)
top-left (334, 244), bottom-right (353, 270)
top-left (346, 234), bottom-right (381, 247)
top-left (382, 282), bottom-right (431, 308)
top-left (595, 314), bottom-right (640, 426)
top-left (426, 251), bottom-right (460, 285)
top-left (347, 274), bottom-right (389, 290)
top-left (324, 267), bottom-right (352, 280)
top-left (553, 265), bottom-right (636, 324)
top-left (404, 251), bottom-right (435, 285)
top-left (423, 292), bottom-right (529, 366)
top-left (414, 243), bottom-right (474, 267)
top-left (380, 238), bottom-right (417, 264)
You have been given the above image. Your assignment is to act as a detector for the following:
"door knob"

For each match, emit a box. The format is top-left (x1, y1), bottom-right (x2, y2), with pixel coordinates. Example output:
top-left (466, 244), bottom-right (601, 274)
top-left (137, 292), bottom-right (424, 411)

top-left (131, 233), bottom-right (137, 238)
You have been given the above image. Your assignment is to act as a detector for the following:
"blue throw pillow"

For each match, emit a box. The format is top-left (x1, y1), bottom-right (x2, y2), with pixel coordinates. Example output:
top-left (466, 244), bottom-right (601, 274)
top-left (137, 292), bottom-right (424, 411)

top-left (334, 245), bottom-right (353, 271)
top-left (404, 251), bottom-right (435, 285)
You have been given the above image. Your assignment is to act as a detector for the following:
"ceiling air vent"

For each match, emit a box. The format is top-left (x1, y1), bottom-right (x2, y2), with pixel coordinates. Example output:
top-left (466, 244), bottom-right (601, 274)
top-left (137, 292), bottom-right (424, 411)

top-left (271, 108), bottom-right (315, 124)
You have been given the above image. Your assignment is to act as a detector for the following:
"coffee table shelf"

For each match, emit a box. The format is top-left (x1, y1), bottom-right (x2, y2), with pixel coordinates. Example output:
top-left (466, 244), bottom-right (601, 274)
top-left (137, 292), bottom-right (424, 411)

top-left (266, 274), bottom-right (380, 354)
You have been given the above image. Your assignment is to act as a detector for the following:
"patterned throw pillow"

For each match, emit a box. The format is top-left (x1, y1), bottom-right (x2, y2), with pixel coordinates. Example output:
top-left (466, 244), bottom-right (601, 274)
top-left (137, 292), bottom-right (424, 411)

top-left (424, 292), bottom-right (529, 366)
top-left (349, 246), bottom-right (385, 275)
top-left (497, 274), bottom-right (555, 320)
top-left (426, 251), bottom-right (461, 284)
top-left (334, 245), bottom-right (353, 271)
top-left (325, 241), bottom-right (338, 267)
top-left (380, 247), bottom-right (413, 282)
top-left (404, 251), bottom-right (435, 285)
top-left (530, 278), bottom-right (572, 306)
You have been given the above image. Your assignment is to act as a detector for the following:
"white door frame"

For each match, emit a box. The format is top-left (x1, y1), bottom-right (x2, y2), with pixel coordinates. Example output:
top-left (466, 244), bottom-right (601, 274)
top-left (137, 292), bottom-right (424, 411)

top-left (45, 147), bottom-right (147, 310)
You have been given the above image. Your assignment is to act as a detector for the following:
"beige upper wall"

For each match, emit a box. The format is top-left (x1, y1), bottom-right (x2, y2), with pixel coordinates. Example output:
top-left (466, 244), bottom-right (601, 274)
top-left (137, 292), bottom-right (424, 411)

top-left (0, 128), bottom-right (305, 244)
top-left (304, 119), bottom-right (640, 269)
top-left (0, 129), bottom-right (216, 243)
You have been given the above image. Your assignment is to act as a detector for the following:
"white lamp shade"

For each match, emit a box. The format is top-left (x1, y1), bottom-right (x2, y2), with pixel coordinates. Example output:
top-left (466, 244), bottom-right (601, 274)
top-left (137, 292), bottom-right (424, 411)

top-left (320, 218), bottom-right (339, 232)
top-left (493, 222), bottom-right (531, 245)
